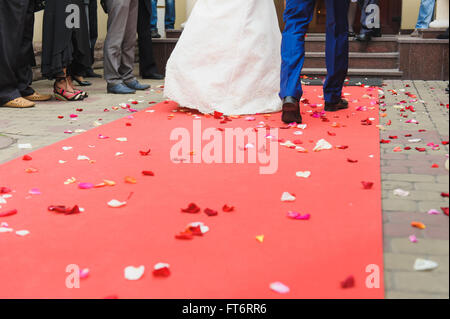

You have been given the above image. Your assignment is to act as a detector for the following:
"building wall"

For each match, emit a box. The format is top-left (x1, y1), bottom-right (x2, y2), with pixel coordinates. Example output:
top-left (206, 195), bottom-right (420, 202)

top-left (32, 0), bottom-right (424, 43)
top-left (402, 0), bottom-right (422, 30)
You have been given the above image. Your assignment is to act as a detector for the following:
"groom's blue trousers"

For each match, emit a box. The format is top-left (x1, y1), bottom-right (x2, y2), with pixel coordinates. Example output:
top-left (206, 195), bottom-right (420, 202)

top-left (280, 0), bottom-right (350, 104)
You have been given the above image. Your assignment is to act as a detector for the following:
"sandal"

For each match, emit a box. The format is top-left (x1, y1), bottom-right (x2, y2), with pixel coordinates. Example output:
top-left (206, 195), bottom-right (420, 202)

top-left (53, 83), bottom-right (86, 101)
top-left (67, 76), bottom-right (89, 98)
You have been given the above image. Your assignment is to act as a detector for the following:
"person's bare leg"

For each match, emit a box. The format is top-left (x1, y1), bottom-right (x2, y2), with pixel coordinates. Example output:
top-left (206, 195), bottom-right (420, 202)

top-left (54, 69), bottom-right (74, 93)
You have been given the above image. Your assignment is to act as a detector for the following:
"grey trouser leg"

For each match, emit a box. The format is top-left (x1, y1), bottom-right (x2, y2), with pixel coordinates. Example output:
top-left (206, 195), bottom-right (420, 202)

top-left (103, 0), bottom-right (138, 86)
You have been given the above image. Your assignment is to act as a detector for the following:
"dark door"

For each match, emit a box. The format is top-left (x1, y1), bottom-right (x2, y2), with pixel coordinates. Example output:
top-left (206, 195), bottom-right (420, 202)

top-left (276, 0), bottom-right (403, 34)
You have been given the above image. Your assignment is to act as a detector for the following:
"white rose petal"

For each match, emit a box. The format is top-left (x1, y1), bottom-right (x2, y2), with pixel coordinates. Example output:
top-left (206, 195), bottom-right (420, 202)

top-left (414, 259), bottom-right (439, 271)
top-left (108, 199), bottom-right (127, 208)
top-left (124, 266), bottom-right (145, 280)
top-left (296, 171), bottom-right (311, 178)
top-left (281, 192), bottom-right (296, 202)
top-left (270, 282), bottom-right (290, 294)
top-left (15, 230), bottom-right (30, 237)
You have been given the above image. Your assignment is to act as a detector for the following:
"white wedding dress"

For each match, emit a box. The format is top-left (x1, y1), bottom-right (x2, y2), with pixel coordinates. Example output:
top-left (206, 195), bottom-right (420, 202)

top-left (164, 0), bottom-right (282, 115)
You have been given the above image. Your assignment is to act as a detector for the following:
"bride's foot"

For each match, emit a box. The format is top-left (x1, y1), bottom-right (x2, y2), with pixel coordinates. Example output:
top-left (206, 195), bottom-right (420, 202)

top-left (282, 96), bottom-right (302, 124)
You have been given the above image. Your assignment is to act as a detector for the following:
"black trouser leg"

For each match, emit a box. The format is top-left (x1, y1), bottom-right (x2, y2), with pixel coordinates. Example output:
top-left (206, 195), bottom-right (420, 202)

top-left (17, 0), bottom-right (36, 97)
top-left (0, 0), bottom-right (29, 105)
top-left (138, 0), bottom-right (158, 76)
top-left (87, 0), bottom-right (98, 71)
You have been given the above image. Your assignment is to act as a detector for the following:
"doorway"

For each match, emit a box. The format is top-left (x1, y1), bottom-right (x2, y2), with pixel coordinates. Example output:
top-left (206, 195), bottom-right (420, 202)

top-left (275, 0), bottom-right (402, 34)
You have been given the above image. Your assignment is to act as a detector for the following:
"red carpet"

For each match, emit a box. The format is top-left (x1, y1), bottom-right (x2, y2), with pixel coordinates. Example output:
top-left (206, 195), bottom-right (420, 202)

top-left (0, 86), bottom-right (384, 299)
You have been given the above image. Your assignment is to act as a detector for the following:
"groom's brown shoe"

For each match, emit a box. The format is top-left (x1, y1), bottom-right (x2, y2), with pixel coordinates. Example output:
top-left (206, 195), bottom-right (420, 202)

top-left (282, 96), bottom-right (302, 124)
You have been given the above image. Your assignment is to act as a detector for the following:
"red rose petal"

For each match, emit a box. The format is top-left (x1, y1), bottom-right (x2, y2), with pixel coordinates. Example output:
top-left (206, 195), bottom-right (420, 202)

top-left (181, 203), bottom-right (201, 214)
top-left (341, 275), bottom-right (355, 289)
top-left (187, 225), bottom-right (203, 236)
top-left (214, 111), bottom-right (224, 119)
top-left (441, 207), bottom-right (449, 216)
top-left (361, 181), bottom-right (374, 190)
top-left (0, 187), bottom-right (12, 194)
top-left (415, 147), bottom-right (426, 152)
top-left (380, 139), bottom-right (391, 144)
top-left (153, 267), bottom-right (171, 278)
top-left (223, 205), bottom-right (235, 212)
top-left (48, 205), bottom-right (80, 215)
top-left (0, 209), bottom-right (18, 217)
top-left (441, 193), bottom-right (449, 198)
top-left (347, 158), bottom-right (358, 163)
top-left (142, 171), bottom-right (155, 176)
top-left (175, 232), bottom-right (194, 240)
top-left (204, 208), bottom-right (218, 216)
top-left (67, 205), bottom-right (81, 215)
top-left (139, 149), bottom-right (151, 156)
top-left (22, 155), bottom-right (32, 161)
top-left (48, 205), bottom-right (68, 213)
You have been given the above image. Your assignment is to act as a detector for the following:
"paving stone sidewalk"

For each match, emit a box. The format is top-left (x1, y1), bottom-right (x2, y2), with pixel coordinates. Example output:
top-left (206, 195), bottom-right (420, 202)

top-left (380, 80), bottom-right (449, 299)
top-left (0, 73), bottom-right (165, 164)
top-left (0, 77), bottom-right (448, 299)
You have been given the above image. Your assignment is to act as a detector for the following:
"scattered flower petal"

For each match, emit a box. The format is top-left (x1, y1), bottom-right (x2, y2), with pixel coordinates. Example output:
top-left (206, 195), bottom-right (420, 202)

top-left (270, 281), bottom-right (290, 294)
top-left (124, 266), bottom-right (145, 280)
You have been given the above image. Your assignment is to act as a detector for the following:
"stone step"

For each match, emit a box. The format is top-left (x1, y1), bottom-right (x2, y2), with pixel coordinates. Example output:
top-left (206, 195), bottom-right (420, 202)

top-left (165, 29), bottom-right (183, 39)
top-left (304, 52), bottom-right (399, 69)
top-left (306, 36), bottom-right (399, 53)
top-left (420, 28), bottom-right (448, 39)
top-left (302, 68), bottom-right (404, 78)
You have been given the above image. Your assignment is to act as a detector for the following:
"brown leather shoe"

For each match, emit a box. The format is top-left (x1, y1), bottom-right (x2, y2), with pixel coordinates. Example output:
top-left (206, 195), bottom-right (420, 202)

top-left (1, 97), bottom-right (36, 108)
top-left (23, 92), bottom-right (52, 102)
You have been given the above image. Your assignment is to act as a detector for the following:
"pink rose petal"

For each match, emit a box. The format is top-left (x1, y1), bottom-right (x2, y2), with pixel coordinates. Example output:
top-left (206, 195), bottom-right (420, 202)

top-left (409, 235), bottom-right (418, 243)
top-left (427, 209), bottom-right (440, 215)
top-left (29, 188), bottom-right (41, 195)
top-left (78, 183), bottom-right (94, 190)
top-left (287, 211), bottom-right (311, 220)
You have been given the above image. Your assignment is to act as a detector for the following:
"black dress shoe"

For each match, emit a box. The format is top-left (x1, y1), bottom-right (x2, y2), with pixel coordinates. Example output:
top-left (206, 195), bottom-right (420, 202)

top-left (372, 28), bottom-right (382, 37)
top-left (85, 69), bottom-right (102, 78)
top-left (325, 98), bottom-right (349, 112)
top-left (348, 31), bottom-right (356, 38)
top-left (151, 30), bottom-right (161, 38)
top-left (142, 73), bottom-right (165, 80)
top-left (282, 96), bottom-right (302, 124)
top-left (355, 32), bottom-right (372, 42)
top-left (72, 76), bottom-right (92, 86)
